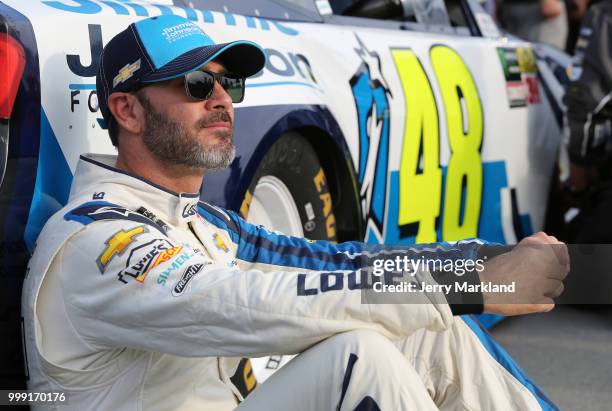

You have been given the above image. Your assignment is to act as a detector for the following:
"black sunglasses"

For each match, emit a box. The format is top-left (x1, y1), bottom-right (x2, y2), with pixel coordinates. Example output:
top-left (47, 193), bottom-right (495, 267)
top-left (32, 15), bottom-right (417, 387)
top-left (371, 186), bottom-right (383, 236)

top-left (184, 70), bottom-right (246, 103)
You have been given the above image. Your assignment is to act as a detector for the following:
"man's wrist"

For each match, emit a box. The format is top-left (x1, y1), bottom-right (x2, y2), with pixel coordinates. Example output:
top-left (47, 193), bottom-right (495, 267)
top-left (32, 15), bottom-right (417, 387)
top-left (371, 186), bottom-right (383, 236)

top-left (432, 269), bottom-right (484, 316)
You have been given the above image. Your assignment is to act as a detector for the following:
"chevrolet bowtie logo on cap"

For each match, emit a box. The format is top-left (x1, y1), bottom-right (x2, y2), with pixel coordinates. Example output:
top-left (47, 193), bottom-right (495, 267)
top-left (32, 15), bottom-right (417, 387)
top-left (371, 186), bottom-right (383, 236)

top-left (113, 59), bottom-right (142, 87)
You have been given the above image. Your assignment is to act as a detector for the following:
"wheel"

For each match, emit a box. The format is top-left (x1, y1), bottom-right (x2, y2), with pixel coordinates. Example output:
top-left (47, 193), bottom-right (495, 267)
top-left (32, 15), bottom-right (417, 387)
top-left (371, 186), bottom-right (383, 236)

top-left (231, 132), bottom-right (338, 396)
top-left (240, 132), bottom-right (338, 242)
top-left (246, 175), bottom-right (305, 238)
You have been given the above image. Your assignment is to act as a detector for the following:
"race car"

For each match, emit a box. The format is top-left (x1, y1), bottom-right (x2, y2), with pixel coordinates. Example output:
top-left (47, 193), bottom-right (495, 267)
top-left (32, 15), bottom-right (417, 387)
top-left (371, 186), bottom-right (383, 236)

top-left (0, 0), bottom-right (566, 394)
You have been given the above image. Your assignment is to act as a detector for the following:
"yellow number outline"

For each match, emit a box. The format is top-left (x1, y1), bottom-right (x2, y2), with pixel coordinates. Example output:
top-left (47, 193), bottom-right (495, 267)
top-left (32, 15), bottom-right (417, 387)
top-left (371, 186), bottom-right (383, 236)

top-left (393, 45), bottom-right (485, 242)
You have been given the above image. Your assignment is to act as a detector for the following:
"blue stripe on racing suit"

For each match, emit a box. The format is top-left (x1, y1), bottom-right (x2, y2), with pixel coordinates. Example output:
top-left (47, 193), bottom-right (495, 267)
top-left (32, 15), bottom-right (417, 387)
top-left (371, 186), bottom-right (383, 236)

top-left (461, 315), bottom-right (559, 411)
top-left (198, 202), bottom-right (364, 270)
top-left (198, 202), bottom-right (484, 272)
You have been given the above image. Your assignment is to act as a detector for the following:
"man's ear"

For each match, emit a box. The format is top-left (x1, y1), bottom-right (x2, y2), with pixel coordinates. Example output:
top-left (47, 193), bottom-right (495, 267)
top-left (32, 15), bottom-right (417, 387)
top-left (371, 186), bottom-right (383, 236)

top-left (107, 92), bottom-right (145, 135)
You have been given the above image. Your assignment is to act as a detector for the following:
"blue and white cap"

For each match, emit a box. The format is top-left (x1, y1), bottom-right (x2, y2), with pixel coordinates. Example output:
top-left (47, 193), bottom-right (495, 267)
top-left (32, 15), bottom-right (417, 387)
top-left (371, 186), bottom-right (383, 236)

top-left (96, 15), bottom-right (266, 122)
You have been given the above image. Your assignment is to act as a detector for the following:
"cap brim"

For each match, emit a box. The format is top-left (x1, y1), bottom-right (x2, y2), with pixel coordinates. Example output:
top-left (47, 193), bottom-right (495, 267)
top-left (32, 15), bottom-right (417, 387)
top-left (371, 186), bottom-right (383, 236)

top-left (141, 40), bottom-right (266, 83)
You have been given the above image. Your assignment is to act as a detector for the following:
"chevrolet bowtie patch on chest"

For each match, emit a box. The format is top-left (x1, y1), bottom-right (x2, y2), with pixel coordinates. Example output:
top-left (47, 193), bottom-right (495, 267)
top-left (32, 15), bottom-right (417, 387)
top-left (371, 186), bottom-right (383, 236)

top-left (97, 225), bottom-right (147, 273)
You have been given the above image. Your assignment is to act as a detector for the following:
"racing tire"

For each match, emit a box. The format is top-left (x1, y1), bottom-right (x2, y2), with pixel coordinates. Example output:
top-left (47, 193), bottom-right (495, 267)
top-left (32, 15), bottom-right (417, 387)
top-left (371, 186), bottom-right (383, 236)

top-left (240, 132), bottom-right (338, 242)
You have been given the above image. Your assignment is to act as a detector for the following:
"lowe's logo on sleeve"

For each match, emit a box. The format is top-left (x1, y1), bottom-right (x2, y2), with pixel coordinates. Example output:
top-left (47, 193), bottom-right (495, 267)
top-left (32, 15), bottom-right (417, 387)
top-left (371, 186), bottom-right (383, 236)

top-left (172, 263), bottom-right (206, 297)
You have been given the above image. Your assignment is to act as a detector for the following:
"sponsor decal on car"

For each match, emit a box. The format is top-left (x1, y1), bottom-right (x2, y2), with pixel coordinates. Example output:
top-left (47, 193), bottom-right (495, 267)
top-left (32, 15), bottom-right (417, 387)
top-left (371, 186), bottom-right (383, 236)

top-left (497, 47), bottom-right (540, 108)
top-left (172, 263), bottom-right (206, 297)
top-left (97, 225), bottom-right (147, 273)
top-left (40, 1), bottom-right (299, 36)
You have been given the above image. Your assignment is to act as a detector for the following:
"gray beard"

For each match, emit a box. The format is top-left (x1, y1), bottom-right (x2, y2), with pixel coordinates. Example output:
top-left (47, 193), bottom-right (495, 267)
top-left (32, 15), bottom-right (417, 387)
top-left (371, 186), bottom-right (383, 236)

top-left (137, 93), bottom-right (236, 171)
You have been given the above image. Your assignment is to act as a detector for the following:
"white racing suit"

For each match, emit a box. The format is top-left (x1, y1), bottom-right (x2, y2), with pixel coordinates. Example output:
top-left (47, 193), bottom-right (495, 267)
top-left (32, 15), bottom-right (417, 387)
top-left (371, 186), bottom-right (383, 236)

top-left (22, 154), bottom-right (557, 410)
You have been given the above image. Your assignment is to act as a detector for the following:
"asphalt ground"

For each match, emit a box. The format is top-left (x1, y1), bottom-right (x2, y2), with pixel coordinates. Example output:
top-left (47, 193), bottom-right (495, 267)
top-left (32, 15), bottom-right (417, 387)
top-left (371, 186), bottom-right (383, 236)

top-left (490, 306), bottom-right (612, 411)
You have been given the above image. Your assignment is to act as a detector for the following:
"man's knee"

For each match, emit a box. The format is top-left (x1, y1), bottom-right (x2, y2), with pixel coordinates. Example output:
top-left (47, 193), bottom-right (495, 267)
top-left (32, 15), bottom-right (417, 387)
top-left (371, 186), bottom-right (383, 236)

top-left (320, 329), bottom-right (401, 361)
top-left (330, 328), bottom-right (390, 344)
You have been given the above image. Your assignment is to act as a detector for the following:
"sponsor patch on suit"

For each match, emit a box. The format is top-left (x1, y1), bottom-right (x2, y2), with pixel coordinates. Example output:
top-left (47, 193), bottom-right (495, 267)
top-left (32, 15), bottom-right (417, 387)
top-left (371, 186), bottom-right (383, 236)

top-left (172, 263), bottom-right (206, 297)
top-left (116, 238), bottom-right (177, 284)
top-left (97, 225), bottom-right (147, 273)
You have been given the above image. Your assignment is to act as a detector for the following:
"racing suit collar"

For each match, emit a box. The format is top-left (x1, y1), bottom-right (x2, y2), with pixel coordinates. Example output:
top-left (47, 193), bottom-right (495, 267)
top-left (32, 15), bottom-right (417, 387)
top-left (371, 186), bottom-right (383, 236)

top-left (70, 154), bottom-right (200, 225)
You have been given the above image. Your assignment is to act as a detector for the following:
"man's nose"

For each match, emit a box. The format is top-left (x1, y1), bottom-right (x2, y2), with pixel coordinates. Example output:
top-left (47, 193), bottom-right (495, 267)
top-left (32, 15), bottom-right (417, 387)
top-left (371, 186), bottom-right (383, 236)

top-left (205, 80), bottom-right (233, 112)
